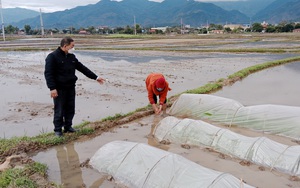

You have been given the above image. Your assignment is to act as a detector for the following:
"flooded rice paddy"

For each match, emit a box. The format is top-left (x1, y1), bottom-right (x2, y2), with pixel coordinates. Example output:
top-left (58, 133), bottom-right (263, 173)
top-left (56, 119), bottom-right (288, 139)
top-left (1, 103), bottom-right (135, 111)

top-left (1, 50), bottom-right (295, 138)
top-left (1, 35), bottom-right (300, 187)
top-left (31, 62), bottom-right (300, 188)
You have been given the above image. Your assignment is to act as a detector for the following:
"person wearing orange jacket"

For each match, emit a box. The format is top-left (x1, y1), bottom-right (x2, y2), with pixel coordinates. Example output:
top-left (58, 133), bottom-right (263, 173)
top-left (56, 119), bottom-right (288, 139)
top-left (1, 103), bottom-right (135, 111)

top-left (145, 73), bottom-right (171, 115)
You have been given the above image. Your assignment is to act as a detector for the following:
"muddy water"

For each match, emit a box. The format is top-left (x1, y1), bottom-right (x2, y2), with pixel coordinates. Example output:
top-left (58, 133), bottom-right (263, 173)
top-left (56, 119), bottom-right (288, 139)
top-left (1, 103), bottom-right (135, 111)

top-left (213, 61), bottom-right (300, 106)
top-left (32, 115), bottom-right (165, 188)
top-left (1, 50), bottom-right (295, 138)
top-left (32, 62), bottom-right (300, 188)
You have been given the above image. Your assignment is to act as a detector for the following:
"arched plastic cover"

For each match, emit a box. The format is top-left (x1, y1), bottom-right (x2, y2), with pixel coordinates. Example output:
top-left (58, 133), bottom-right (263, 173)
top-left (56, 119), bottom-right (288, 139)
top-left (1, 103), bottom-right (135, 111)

top-left (90, 140), bottom-right (254, 188)
top-left (169, 94), bottom-right (300, 140)
top-left (154, 116), bottom-right (300, 176)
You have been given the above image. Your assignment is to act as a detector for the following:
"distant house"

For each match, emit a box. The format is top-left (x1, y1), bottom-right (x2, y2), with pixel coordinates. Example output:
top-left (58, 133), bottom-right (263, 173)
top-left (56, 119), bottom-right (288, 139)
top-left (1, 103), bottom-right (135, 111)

top-left (150, 27), bottom-right (168, 33)
top-left (261, 21), bottom-right (268, 29)
top-left (293, 29), bottom-right (300, 33)
top-left (18, 30), bottom-right (25, 35)
top-left (79, 30), bottom-right (89, 35)
top-left (210, 30), bottom-right (224, 34)
top-left (149, 29), bottom-right (156, 33)
top-left (223, 24), bottom-right (243, 30)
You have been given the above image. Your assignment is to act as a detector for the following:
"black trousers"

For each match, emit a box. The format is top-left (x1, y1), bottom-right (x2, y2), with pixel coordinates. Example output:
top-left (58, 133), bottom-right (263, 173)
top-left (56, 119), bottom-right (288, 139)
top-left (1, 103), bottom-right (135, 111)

top-left (53, 87), bottom-right (75, 132)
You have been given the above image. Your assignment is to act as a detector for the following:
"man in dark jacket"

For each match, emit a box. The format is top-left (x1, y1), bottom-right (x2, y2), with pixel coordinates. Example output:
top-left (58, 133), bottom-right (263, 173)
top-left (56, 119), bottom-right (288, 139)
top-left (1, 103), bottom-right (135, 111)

top-left (44, 36), bottom-right (105, 137)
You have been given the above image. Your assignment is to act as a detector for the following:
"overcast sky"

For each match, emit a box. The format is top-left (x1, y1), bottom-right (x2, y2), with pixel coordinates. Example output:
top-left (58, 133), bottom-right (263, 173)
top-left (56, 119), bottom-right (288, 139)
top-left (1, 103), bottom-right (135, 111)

top-left (1, 0), bottom-right (240, 13)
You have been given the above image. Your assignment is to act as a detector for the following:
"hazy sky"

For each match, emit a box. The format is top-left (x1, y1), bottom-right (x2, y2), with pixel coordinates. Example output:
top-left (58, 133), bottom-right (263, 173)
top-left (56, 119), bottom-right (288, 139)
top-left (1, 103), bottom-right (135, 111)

top-left (1, 0), bottom-right (240, 13)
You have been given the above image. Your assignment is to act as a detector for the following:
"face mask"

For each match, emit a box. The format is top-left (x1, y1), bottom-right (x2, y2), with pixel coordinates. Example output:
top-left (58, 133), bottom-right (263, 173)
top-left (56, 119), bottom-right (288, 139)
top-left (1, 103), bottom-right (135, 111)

top-left (68, 47), bottom-right (75, 54)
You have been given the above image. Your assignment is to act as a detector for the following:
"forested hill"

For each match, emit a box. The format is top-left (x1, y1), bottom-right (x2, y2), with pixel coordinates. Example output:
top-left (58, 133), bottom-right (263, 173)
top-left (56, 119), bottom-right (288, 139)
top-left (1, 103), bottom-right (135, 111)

top-left (12, 0), bottom-right (249, 29)
top-left (252, 0), bottom-right (300, 23)
top-left (2, 8), bottom-right (39, 23)
top-left (9, 0), bottom-right (300, 29)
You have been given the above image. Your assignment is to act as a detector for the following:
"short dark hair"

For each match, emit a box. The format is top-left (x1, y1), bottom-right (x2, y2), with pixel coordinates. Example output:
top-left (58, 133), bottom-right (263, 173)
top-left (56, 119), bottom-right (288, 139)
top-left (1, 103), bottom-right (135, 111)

top-left (60, 36), bottom-right (74, 47)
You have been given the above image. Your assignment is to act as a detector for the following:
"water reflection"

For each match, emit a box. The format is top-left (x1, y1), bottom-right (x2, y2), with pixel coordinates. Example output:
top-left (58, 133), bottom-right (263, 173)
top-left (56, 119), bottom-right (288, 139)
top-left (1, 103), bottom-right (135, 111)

top-left (147, 115), bottom-right (169, 151)
top-left (76, 50), bottom-right (296, 64)
top-left (89, 177), bottom-right (108, 188)
top-left (55, 143), bottom-right (109, 188)
top-left (55, 143), bottom-right (84, 187)
top-left (77, 51), bottom-right (197, 63)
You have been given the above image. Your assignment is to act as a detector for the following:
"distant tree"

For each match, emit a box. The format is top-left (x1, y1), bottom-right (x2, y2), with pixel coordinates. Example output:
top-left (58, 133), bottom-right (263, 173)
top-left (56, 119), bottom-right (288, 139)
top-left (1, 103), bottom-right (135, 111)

top-left (224, 27), bottom-right (231, 33)
top-left (282, 23), bottom-right (294, 32)
top-left (155, 30), bottom-right (163, 34)
top-left (196, 27), bottom-right (206, 34)
top-left (62, 29), bottom-right (69, 34)
top-left (135, 24), bottom-right (142, 34)
top-left (70, 27), bottom-right (76, 34)
top-left (295, 23), bottom-right (300, 29)
top-left (5, 25), bottom-right (18, 34)
top-left (31, 29), bottom-right (40, 35)
top-left (124, 25), bottom-right (133, 34)
top-left (251, 23), bottom-right (263, 32)
top-left (172, 27), bottom-right (182, 34)
top-left (233, 27), bottom-right (244, 33)
top-left (275, 25), bottom-right (283, 32)
top-left (208, 23), bottom-right (216, 30)
top-left (215, 24), bottom-right (223, 30)
top-left (24, 25), bottom-right (31, 34)
top-left (165, 27), bottom-right (172, 34)
top-left (52, 28), bottom-right (60, 34)
top-left (265, 25), bottom-right (276, 33)
top-left (245, 28), bottom-right (251, 32)
top-left (275, 21), bottom-right (292, 32)
top-left (115, 27), bottom-right (124, 34)
top-left (87, 26), bottom-right (96, 34)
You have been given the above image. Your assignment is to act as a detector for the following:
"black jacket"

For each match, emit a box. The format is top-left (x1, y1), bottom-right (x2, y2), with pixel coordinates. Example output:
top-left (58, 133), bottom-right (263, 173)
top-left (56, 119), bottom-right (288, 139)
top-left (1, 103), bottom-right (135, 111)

top-left (44, 47), bottom-right (98, 90)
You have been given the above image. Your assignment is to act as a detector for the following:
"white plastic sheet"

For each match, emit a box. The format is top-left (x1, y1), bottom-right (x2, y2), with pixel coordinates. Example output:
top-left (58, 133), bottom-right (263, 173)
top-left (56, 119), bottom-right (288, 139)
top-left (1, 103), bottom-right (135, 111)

top-left (169, 94), bottom-right (300, 140)
top-left (90, 140), bottom-right (254, 188)
top-left (154, 116), bottom-right (300, 176)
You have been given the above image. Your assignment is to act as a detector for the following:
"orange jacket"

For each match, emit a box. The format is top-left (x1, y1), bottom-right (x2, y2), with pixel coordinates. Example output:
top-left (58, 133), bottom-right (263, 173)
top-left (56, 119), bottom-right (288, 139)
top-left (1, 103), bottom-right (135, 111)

top-left (145, 73), bottom-right (171, 105)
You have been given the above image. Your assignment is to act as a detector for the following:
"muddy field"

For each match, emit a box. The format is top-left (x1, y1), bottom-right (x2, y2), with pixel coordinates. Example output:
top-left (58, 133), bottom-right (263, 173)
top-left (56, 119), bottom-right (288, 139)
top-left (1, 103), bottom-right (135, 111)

top-left (1, 33), bottom-right (300, 188)
top-left (0, 35), bottom-right (297, 138)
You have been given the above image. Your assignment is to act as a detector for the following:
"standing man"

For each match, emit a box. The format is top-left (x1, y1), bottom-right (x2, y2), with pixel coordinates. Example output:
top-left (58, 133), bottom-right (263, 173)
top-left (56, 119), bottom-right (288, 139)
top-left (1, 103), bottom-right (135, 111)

top-left (44, 36), bottom-right (105, 137)
top-left (145, 73), bottom-right (171, 115)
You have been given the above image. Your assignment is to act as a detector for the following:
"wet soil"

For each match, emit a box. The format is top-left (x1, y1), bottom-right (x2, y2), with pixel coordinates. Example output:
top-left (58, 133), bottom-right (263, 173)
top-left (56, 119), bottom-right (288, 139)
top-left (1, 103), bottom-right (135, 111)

top-left (0, 49), bottom-right (296, 138)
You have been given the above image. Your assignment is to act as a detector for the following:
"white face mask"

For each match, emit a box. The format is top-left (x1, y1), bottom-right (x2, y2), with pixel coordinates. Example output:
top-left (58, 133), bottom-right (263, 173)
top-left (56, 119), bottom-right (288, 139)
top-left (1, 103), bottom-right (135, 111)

top-left (68, 47), bottom-right (75, 54)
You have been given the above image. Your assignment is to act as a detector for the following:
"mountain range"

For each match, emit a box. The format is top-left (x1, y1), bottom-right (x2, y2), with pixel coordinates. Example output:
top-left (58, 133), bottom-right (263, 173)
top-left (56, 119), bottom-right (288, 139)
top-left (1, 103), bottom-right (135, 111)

top-left (3, 0), bottom-right (300, 29)
top-left (212, 0), bottom-right (276, 17)
top-left (2, 8), bottom-right (39, 23)
top-left (252, 0), bottom-right (300, 23)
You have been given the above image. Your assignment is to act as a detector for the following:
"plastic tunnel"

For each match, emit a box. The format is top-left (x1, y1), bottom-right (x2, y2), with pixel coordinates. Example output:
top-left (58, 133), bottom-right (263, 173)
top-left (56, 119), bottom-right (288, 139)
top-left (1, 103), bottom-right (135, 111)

top-left (169, 94), bottom-right (300, 140)
top-left (90, 140), bottom-right (254, 188)
top-left (154, 116), bottom-right (300, 176)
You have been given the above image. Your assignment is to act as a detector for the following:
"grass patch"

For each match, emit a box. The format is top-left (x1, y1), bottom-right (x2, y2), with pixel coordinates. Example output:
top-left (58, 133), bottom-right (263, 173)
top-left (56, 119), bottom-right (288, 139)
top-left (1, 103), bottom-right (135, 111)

top-left (101, 113), bottom-right (125, 121)
top-left (186, 82), bottom-right (223, 94)
top-left (0, 162), bottom-right (48, 188)
top-left (105, 34), bottom-right (160, 39)
top-left (0, 169), bottom-right (36, 188)
top-left (228, 56), bottom-right (300, 79)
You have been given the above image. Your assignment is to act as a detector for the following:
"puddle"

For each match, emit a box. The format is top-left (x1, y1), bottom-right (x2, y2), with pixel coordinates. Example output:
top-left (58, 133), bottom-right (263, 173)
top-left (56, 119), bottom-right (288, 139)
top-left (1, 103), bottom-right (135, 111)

top-left (31, 115), bottom-right (165, 187)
